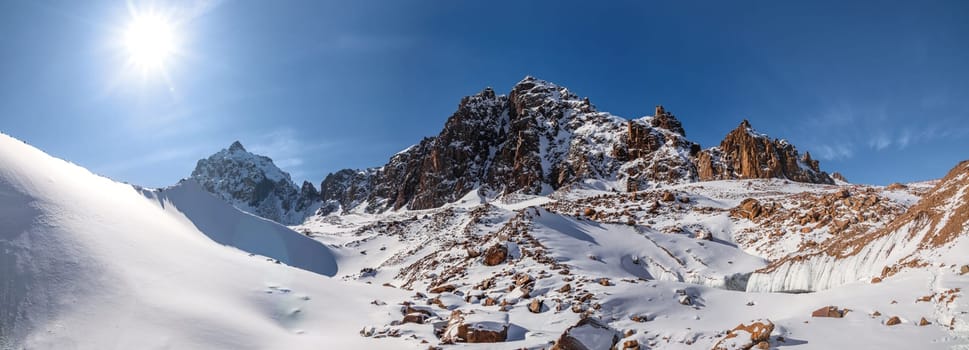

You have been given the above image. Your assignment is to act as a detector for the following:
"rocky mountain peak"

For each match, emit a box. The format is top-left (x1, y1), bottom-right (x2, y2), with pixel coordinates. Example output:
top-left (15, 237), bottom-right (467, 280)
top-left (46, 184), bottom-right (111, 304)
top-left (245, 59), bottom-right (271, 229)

top-left (648, 105), bottom-right (686, 136)
top-left (228, 140), bottom-right (246, 152)
top-left (695, 120), bottom-right (834, 184)
top-left (190, 141), bottom-right (319, 224)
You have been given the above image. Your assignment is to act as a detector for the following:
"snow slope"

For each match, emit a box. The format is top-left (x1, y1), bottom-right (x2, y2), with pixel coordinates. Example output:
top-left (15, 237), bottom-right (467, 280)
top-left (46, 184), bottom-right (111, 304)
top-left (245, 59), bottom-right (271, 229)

top-left (139, 179), bottom-right (337, 277)
top-left (0, 134), bottom-right (411, 349)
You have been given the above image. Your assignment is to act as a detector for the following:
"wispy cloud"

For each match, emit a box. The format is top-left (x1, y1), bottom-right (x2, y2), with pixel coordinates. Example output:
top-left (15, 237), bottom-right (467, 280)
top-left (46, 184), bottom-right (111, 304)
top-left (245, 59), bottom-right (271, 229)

top-left (812, 144), bottom-right (854, 161)
top-left (247, 128), bottom-right (331, 183)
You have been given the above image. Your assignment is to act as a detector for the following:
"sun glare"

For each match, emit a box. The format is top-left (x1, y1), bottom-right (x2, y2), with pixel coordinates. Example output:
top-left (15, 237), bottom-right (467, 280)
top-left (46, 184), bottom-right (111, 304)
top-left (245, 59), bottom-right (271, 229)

top-left (121, 12), bottom-right (178, 74)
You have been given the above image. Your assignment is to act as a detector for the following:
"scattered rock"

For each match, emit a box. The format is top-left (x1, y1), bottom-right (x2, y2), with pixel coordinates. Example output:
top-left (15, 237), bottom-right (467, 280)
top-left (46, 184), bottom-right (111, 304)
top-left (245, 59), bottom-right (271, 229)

top-left (811, 306), bottom-right (844, 318)
top-left (429, 284), bottom-right (456, 294)
top-left (961, 265), bottom-right (969, 275)
top-left (402, 313), bottom-right (429, 324)
top-left (622, 339), bottom-right (640, 349)
top-left (712, 319), bottom-right (774, 350)
top-left (482, 243), bottom-right (508, 266)
top-left (886, 316), bottom-right (902, 326)
top-left (630, 314), bottom-right (651, 323)
top-left (599, 278), bottom-right (611, 286)
top-left (870, 277), bottom-right (882, 284)
top-left (919, 317), bottom-right (931, 326)
top-left (661, 191), bottom-right (676, 202)
top-left (440, 310), bottom-right (509, 343)
top-left (558, 283), bottom-right (572, 293)
top-left (550, 317), bottom-right (620, 350)
top-left (886, 182), bottom-right (908, 191)
top-left (528, 299), bottom-right (544, 313)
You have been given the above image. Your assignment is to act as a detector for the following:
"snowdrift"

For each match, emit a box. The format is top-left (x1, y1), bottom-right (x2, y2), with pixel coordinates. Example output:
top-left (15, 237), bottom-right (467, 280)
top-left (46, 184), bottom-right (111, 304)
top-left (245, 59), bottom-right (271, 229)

top-left (140, 179), bottom-right (337, 277)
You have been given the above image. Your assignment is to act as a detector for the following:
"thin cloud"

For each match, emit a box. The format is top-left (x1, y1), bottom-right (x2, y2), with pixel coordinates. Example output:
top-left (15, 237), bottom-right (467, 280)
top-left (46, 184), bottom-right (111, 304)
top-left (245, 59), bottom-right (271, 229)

top-left (811, 144), bottom-right (855, 161)
top-left (247, 128), bottom-right (331, 183)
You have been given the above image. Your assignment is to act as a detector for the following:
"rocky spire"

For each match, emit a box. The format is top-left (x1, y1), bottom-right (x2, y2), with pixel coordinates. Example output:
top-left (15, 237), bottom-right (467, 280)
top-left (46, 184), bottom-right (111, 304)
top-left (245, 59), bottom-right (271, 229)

top-left (649, 105), bottom-right (686, 136)
top-left (694, 120), bottom-right (834, 184)
top-left (228, 140), bottom-right (246, 152)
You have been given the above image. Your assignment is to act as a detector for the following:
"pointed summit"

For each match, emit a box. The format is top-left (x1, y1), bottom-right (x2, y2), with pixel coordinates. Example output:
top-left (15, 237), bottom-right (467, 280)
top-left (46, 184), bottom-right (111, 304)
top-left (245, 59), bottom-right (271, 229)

top-left (739, 119), bottom-right (752, 129)
top-left (649, 105), bottom-right (686, 136)
top-left (228, 141), bottom-right (246, 152)
top-left (695, 119), bottom-right (834, 184)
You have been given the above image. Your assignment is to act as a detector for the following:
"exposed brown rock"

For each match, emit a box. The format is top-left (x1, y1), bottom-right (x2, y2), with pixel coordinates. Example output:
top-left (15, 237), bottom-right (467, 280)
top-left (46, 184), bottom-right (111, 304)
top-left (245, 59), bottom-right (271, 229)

top-left (429, 284), bottom-right (456, 294)
top-left (622, 339), bottom-right (640, 349)
top-left (558, 283), bottom-right (572, 293)
top-left (482, 243), bottom-right (508, 266)
top-left (661, 191), bottom-right (676, 202)
top-left (712, 319), bottom-right (775, 350)
top-left (886, 316), bottom-right (902, 326)
top-left (440, 310), bottom-right (509, 343)
top-left (695, 120), bottom-right (834, 184)
top-left (960, 265), bottom-right (969, 275)
top-left (811, 306), bottom-right (844, 318)
top-left (402, 313), bottom-right (429, 324)
top-left (550, 318), bottom-right (620, 350)
top-left (886, 182), bottom-right (908, 191)
top-left (832, 172), bottom-right (848, 182)
top-left (528, 299), bottom-right (544, 313)
top-left (919, 317), bottom-right (931, 326)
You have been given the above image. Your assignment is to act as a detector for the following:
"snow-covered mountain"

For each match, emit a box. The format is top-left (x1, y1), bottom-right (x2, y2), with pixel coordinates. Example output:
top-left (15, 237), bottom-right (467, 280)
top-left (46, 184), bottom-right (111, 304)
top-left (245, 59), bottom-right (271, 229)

top-left (317, 77), bottom-right (831, 215)
top-left (191, 141), bottom-right (320, 225)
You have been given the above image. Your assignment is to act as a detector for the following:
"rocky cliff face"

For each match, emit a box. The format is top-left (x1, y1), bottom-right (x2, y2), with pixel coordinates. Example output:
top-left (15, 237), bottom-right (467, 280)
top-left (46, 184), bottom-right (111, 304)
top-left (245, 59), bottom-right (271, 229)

top-left (191, 141), bottom-right (319, 225)
top-left (695, 120), bottom-right (834, 184)
top-left (321, 77), bottom-right (702, 213)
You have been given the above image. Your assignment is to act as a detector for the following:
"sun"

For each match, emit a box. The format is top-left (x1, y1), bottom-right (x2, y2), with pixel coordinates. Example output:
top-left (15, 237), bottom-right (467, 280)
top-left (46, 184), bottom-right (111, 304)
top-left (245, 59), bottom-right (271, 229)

top-left (121, 11), bottom-right (179, 74)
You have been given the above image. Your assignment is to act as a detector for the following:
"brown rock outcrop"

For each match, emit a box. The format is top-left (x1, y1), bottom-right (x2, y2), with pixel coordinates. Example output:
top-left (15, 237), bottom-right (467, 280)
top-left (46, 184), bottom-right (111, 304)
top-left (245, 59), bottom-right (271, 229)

top-left (811, 306), bottom-right (844, 318)
top-left (550, 317), bottom-right (620, 350)
top-left (441, 310), bottom-right (509, 343)
top-left (712, 319), bottom-right (774, 350)
top-left (695, 120), bottom-right (834, 184)
top-left (482, 243), bottom-right (508, 266)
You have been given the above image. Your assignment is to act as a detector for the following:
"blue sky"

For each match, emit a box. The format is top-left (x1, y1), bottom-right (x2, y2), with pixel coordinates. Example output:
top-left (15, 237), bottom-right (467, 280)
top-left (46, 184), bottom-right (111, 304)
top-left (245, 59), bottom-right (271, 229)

top-left (1, 0), bottom-right (967, 187)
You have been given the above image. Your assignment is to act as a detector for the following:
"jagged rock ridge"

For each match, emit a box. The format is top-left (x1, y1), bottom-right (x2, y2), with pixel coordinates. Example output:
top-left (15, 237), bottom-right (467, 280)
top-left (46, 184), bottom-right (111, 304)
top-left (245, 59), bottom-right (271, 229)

top-left (319, 77), bottom-right (834, 214)
top-left (191, 141), bottom-right (320, 225)
top-left (696, 120), bottom-right (834, 184)
top-left (320, 78), bottom-right (707, 214)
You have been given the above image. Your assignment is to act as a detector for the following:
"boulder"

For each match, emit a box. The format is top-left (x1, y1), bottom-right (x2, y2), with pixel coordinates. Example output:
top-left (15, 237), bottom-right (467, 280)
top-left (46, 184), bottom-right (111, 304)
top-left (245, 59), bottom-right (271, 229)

top-left (440, 310), bottom-right (509, 343)
top-left (886, 316), bottom-right (902, 326)
top-left (550, 317), bottom-right (620, 350)
top-left (482, 243), bottom-right (508, 266)
top-left (661, 191), bottom-right (676, 202)
top-left (811, 306), bottom-right (844, 318)
top-left (712, 319), bottom-right (774, 350)
top-left (429, 284), bottom-right (456, 294)
top-left (528, 299), bottom-right (544, 313)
